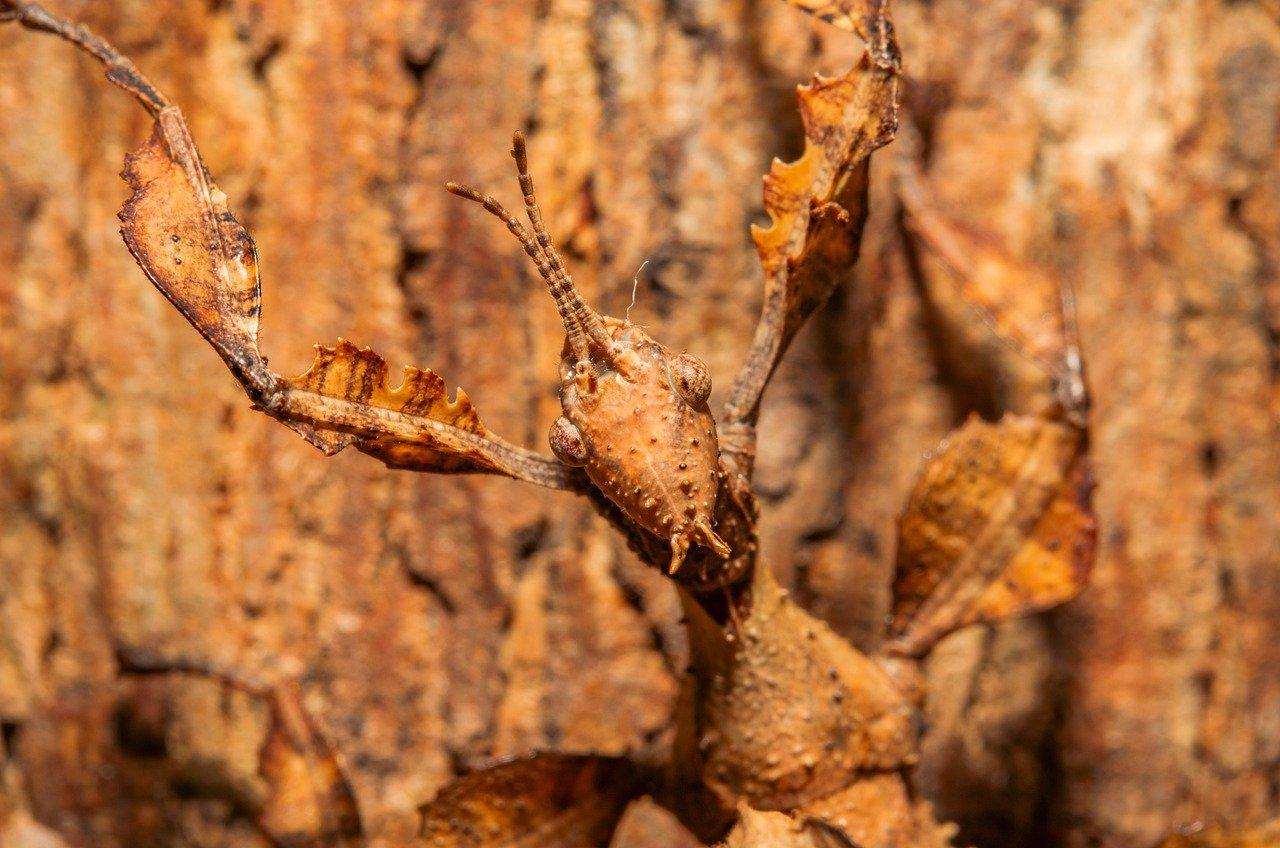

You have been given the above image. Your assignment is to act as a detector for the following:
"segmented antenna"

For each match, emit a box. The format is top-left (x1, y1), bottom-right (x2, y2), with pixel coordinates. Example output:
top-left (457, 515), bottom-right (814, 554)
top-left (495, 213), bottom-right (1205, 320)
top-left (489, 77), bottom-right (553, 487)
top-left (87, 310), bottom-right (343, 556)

top-left (509, 132), bottom-right (613, 355)
top-left (444, 181), bottom-right (591, 362)
top-left (446, 134), bottom-right (617, 364)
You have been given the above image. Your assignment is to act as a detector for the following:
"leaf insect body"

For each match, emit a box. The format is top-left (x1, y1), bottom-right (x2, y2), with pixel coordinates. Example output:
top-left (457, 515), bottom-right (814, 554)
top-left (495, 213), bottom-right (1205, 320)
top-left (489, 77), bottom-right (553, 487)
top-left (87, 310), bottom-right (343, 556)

top-left (446, 136), bottom-right (730, 574)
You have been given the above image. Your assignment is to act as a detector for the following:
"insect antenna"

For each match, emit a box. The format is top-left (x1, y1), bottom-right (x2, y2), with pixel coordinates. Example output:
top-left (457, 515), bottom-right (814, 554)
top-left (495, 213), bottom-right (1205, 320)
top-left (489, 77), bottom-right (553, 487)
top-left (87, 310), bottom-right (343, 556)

top-left (445, 181), bottom-right (591, 362)
top-left (509, 132), bottom-right (615, 355)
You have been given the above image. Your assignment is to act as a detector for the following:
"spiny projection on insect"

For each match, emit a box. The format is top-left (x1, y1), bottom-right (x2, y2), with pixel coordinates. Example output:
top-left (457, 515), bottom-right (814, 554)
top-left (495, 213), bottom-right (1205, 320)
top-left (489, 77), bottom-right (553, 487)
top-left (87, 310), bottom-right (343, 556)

top-left (0, 0), bottom-right (1097, 846)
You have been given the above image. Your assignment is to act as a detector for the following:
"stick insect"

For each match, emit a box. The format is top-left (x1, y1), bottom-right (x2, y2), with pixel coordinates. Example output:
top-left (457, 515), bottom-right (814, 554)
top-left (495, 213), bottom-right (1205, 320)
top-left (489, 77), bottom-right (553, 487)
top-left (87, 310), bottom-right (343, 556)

top-left (0, 1), bottom-right (1094, 846)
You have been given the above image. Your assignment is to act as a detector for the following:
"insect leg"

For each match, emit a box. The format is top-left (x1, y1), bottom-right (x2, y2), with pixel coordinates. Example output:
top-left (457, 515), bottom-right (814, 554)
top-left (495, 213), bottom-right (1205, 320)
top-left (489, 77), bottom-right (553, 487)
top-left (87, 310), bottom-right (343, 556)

top-left (1, 2), bottom-right (169, 115)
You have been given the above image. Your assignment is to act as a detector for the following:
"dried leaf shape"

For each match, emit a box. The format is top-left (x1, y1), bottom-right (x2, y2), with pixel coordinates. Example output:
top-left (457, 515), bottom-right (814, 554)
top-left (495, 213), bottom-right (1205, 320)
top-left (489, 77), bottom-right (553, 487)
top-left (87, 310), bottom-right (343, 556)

top-left (778, 0), bottom-right (900, 71)
top-left (885, 414), bottom-right (1096, 657)
top-left (278, 339), bottom-right (576, 486)
top-left (7, 3), bottom-right (579, 491)
top-left (126, 124), bottom-right (576, 486)
top-left (724, 52), bottom-right (898, 436)
top-left (897, 151), bottom-right (1086, 416)
top-left (125, 129), bottom-right (574, 485)
top-left (965, 450), bottom-right (1095, 628)
top-left (417, 753), bottom-right (639, 848)
top-left (120, 112), bottom-right (271, 394)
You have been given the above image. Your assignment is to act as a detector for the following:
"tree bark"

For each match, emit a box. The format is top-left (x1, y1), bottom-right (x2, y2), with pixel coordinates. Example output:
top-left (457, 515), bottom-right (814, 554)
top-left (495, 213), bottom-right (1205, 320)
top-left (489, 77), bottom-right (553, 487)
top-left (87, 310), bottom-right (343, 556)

top-left (0, 1), bottom-right (1276, 846)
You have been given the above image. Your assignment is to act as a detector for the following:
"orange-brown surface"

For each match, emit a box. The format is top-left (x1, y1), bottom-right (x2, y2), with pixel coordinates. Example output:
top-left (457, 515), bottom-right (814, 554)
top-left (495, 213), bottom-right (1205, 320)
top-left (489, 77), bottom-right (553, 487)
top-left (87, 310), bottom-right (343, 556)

top-left (0, 1), bottom-right (1278, 847)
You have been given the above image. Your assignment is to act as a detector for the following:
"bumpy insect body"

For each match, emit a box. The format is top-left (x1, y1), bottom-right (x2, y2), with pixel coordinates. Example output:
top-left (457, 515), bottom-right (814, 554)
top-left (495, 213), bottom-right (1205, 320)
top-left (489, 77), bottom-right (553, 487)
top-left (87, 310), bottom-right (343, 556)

top-left (447, 133), bottom-right (731, 573)
top-left (554, 318), bottom-right (728, 570)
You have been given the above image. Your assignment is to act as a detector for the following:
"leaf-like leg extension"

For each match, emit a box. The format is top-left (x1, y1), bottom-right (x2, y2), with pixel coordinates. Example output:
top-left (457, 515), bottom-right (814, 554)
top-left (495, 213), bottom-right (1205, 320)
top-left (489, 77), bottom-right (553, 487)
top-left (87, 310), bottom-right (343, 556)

top-left (2, 2), bottom-right (583, 491)
top-left (722, 47), bottom-right (898, 478)
top-left (274, 339), bottom-right (585, 488)
top-left (885, 414), bottom-right (1096, 658)
top-left (115, 645), bottom-right (363, 848)
top-left (895, 121), bottom-right (1088, 423)
top-left (887, 124), bottom-right (1095, 657)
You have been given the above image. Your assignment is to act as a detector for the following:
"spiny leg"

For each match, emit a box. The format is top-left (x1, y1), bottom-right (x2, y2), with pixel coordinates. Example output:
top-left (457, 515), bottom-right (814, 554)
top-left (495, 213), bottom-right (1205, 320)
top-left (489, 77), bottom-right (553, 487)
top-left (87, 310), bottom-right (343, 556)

top-left (1, 2), bottom-right (584, 491)
top-left (1, 2), bottom-right (168, 115)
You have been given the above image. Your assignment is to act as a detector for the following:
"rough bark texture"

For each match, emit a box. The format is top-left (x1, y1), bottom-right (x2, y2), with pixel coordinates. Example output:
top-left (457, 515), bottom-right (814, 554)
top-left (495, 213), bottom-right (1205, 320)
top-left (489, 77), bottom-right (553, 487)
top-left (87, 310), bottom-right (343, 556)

top-left (0, 2), bottom-right (1276, 847)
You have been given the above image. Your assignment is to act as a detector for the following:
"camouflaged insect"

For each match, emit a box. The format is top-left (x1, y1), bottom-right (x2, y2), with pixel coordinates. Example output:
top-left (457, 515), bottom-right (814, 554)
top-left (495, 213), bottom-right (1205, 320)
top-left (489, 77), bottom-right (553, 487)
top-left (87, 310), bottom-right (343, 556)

top-left (0, 2), bottom-right (1099, 846)
top-left (447, 137), bottom-right (730, 573)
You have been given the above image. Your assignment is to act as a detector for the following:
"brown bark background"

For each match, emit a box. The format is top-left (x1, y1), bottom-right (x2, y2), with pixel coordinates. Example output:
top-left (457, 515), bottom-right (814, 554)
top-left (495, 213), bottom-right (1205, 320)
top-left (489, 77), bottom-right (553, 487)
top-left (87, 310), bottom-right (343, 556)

top-left (0, 1), bottom-right (1277, 846)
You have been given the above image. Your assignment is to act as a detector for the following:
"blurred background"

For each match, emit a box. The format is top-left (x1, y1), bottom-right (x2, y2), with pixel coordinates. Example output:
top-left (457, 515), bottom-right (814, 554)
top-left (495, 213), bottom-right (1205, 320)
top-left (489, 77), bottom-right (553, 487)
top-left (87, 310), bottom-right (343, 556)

top-left (0, 1), bottom-right (1277, 846)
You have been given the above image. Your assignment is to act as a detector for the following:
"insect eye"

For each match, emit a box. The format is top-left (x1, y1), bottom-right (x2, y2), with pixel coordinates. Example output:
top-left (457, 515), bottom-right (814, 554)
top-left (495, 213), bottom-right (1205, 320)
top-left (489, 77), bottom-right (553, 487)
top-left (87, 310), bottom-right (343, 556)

top-left (671, 353), bottom-right (712, 406)
top-left (548, 416), bottom-right (589, 466)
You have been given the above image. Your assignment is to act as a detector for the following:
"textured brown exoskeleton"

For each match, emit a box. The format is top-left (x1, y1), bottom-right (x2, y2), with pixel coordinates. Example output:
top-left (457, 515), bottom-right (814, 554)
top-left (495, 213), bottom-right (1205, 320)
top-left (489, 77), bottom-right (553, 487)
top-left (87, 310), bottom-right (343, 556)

top-left (445, 144), bottom-right (729, 574)
top-left (0, 1), bottom-right (1097, 846)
